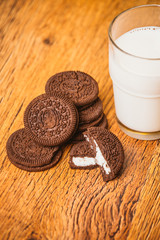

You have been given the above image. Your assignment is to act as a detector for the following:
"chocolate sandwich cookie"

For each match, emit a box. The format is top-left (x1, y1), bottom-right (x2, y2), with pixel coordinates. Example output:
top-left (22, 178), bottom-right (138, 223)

top-left (70, 141), bottom-right (98, 169)
top-left (68, 106), bottom-right (79, 140)
top-left (79, 98), bottom-right (103, 124)
top-left (45, 71), bottom-right (99, 107)
top-left (78, 102), bottom-right (95, 111)
top-left (72, 132), bottom-right (85, 143)
top-left (6, 128), bottom-right (59, 167)
top-left (72, 114), bottom-right (108, 143)
top-left (24, 94), bottom-right (78, 146)
top-left (78, 113), bottom-right (104, 132)
top-left (9, 149), bottom-right (62, 172)
top-left (83, 127), bottom-right (124, 181)
top-left (97, 114), bottom-right (108, 129)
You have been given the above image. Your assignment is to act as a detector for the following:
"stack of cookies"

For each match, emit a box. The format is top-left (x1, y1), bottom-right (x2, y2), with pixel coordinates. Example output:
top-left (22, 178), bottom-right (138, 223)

top-left (6, 93), bottom-right (78, 171)
top-left (7, 71), bottom-right (107, 172)
top-left (45, 71), bottom-right (108, 142)
top-left (6, 129), bottom-right (62, 172)
top-left (6, 71), bottom-right (124, 181)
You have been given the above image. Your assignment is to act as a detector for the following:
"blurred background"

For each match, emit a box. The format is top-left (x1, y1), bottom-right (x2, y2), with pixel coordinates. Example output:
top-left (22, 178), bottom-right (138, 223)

top-left (0, 1), bottom-right (160, 239)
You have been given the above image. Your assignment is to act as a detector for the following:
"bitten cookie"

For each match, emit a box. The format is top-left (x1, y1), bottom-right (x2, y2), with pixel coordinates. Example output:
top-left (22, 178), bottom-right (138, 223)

top-left (45, 71), bottom-right (99, 107)
top-left (69, 127), bottom-right (124, 181)
top-left (70, 141), bottom-right (98, 169)
top-left (83, 127), bottom-right (124, 181)
top-left (24, 93), bottom-right (78, 146)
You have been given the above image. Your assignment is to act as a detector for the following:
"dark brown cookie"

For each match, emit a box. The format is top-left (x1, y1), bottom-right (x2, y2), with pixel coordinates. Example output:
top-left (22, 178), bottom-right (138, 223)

top-left (78, 101), bottom-right (95, 111)
top-left (79, 98), bottom-right (103, 124)
top-left (67, 106), bottom-right (79, 141)
top-left (9, 149), bottom-right (62, 172)
top-left (72, 114), bottom-right (108, 143)
top-left (6, 128), bottom-right (59, 167)
top-left (97, 114), bottom-right (108, 129)
top-left (78, 113), bottom-right (104, 132)
top-left (70, 141), bottom-right (97, 169)
top-left (24, 94), bottom-right (78, 146)
top-left (84, 127), bottom-right (124, 181)
top-left (72, 132), bottom-right (85, 143)
top-left (45, 71), bottom-right (99, 107)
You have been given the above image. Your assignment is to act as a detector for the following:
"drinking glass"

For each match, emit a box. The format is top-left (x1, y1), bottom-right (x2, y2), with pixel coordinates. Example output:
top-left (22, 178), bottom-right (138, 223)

top-left (108, 4), bottom-right (160, 140)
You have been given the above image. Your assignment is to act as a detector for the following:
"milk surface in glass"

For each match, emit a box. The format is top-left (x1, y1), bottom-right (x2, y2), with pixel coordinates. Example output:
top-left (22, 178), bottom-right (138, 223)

top-left (109, 27), bottom-right (160, 132)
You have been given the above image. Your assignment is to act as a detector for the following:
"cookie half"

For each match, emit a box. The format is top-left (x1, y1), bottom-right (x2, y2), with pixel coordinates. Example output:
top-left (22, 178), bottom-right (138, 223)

top-left (6, 128), bottom-right (59, 167)
top-left (83, 127), bottom-right (124, 181)
top-left (24, 94), bottom-right (78, 146)
top-left (45, 71), bottom-right (99, 107)
top-left (70, 141), bottom-right (97, 169)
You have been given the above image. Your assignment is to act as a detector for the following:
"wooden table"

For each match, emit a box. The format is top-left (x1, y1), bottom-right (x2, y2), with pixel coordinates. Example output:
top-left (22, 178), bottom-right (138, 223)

top-left (0, 0), bottom-right (159, 239)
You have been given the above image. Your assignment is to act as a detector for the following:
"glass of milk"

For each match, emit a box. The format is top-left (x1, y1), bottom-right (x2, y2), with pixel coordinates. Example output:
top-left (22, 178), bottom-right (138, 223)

top-left (108, 4), bottom-right (160, 140)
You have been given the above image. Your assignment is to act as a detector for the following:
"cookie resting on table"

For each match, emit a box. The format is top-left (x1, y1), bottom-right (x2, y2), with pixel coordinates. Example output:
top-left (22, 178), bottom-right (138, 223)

top-left (9, 150), bottom-right (62, 172)
top-left (69, 127), bottom-right (124, 182)
top-left (6, 128), bottom-right (61, 171)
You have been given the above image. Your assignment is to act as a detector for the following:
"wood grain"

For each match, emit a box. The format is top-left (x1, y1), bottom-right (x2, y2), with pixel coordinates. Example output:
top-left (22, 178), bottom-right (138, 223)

top-left (0, 0), bottom-right (159, 239)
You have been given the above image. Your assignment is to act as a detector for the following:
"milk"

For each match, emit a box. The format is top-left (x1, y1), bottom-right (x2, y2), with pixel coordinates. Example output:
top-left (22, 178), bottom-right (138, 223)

top-left (109, 27), bottom-right (160, 133)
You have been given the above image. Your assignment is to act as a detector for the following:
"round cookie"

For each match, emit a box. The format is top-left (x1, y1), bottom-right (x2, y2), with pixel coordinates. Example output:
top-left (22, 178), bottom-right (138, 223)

top-left (78, 101), bottom-right (95, 111)
top-left (6, 129), bottom-right (59, 167)
top-left (78, 113), bottom-right (104, 132)
top-left (68, 106), bottom-right (80, 140)
top-left (70, 141), bottom-right (98, 169)
top-left (72, 132), bottom-right (85, 143)
top-left (97, 114), bottom-right (108, 129)
top-left (24, 94), bottom-right (78, 146)
top-left (79, 98), bottom-right (103, 124)
top-left (45, 71), bottom-right (99, 107)
top-left (72, 114), bottom-right (108, 143)
top-left (9, 149), bottom-right (62, 172)
top-left (84, 127), bottom-right (124, 181)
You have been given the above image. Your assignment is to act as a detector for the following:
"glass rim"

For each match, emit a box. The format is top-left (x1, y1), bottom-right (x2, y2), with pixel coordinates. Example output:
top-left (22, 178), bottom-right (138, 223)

top-left (108, 4), bottom-right (160, 61)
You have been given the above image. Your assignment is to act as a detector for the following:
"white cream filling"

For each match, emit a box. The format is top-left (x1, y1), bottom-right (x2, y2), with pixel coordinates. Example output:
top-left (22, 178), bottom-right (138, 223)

top-left (73, 134), bottom-right (111, 175)
top-left (72, 156), bottom-right (96, 166)
top-left (93, 140), bottom-right (111, 174)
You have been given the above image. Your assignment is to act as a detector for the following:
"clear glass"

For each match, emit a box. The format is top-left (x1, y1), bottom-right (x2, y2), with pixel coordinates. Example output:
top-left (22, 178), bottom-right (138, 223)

top-left (108, 4), bottom-right (160, 140)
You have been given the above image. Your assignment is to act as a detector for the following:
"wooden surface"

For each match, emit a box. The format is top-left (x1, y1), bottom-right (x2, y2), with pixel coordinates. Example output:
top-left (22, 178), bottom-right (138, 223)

top-left (0, 0), bottom-right (160, 239)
